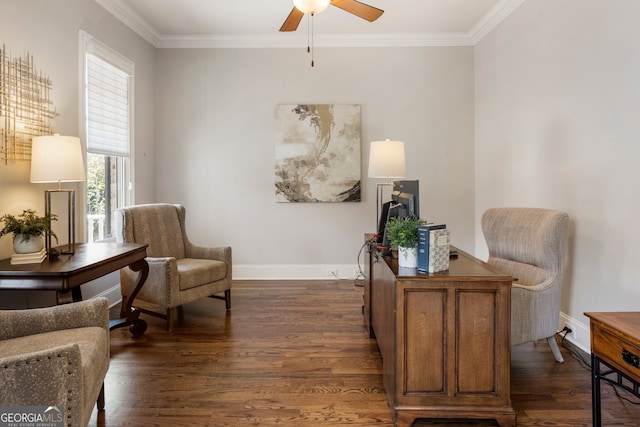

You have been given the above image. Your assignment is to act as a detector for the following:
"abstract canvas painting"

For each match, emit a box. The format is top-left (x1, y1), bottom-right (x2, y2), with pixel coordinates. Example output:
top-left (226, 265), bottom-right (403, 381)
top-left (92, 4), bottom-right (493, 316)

top-left (275, 104), bottom-right (361, 203)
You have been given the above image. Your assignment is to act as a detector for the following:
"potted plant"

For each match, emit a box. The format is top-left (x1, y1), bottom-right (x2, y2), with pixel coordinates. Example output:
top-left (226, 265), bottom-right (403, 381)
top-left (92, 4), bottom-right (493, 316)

top-left (0, 209), bottom-right (57, 254)
top-left (384, 215), bottom-right (422, 268)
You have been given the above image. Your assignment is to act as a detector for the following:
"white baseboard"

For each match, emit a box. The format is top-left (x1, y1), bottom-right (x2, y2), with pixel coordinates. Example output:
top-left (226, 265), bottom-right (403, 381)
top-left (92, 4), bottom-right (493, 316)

top-left (90, 284), bottom-right (122, 309)
top-left (234, 264), bottom-right (362, 281)
top-left (558, 312), bottom-right (590, 353)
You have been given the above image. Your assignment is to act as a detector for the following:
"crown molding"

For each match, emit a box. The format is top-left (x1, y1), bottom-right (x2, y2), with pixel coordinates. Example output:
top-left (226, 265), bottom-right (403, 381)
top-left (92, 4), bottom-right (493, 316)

top-left (95, 0), bottom-right (525, 49)
top-left (95, 0), bottom-right (161, 46)
top-left (156, 32), bottom-right (474, 49)
top-left (469, 0), bottom-right (527, 44)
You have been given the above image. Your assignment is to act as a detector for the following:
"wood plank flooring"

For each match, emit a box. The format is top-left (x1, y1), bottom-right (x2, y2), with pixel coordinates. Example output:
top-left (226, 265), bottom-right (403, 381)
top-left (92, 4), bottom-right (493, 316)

top-left (91, 280), bottom-right (640, 426)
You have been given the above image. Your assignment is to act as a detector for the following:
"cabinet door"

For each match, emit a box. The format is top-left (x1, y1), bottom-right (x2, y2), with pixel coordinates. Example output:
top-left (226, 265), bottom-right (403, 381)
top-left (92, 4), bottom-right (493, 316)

top-left (403, 288), bottom-right (447, 394)
top-left (396, 280), bottom-right (511, 407)
top-left (456, 288), bottom-right (501, 395)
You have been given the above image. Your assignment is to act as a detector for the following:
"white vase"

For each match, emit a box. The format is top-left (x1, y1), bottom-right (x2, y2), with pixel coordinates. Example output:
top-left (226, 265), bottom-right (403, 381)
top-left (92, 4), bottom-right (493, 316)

top-left (398, 246), bottom-right (418, 268)
top-left (13, 234), bottom-right (44, 254)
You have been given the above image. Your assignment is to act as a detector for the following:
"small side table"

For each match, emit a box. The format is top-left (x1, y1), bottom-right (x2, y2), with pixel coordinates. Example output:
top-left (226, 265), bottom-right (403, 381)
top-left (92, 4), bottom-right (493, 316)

top-left (0, 243), bottom-right (149, 337)
top-left (585, 312), bottom-right (640, 427)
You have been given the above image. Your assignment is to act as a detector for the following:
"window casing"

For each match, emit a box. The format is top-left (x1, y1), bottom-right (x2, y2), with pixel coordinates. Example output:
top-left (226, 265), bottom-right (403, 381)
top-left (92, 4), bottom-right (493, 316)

top-left (80, 31), bottom-right (134, 241)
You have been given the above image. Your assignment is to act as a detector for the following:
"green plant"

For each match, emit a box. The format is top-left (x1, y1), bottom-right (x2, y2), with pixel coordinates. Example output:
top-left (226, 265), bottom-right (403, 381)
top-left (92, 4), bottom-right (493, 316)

top-left (0, 209), bottom-right (58, 243)
top-left (87, 152), bottom-right (106, 215)
top-left (385, 216), bottom-right (422, 248)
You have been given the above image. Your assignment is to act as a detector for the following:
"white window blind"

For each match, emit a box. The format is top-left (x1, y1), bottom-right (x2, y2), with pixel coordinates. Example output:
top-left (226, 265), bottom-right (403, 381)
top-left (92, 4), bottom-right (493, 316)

top-left (86, 53), bottom-right (130, 157)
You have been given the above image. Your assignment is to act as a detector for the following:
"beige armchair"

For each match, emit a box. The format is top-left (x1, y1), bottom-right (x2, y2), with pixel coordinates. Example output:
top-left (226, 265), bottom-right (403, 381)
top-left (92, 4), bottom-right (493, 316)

top-left (115, 203), bottom-right (232, 331)
top-left (0, 298), bottom-right (110, 427)
top-left (481, 207), bottom-right (569, 363)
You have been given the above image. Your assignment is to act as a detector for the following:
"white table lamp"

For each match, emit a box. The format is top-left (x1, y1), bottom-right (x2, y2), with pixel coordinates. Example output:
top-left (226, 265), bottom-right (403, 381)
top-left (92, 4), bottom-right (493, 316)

top-left (368, 139), bottom-right (406, 232)
top-left (31, 134), bottom-right (85, 255)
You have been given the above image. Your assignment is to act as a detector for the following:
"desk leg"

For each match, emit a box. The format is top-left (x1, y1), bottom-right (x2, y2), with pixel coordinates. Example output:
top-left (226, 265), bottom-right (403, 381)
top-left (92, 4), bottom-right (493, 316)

top-left (55, 286), bottom-right (83, 304)
top-left (109, 258), bottom-right (149, 337)
top-left (56, 290), bottom-right (73, 304)
top-left (592, 353), bottom-right (602, 427)
top-left (72, 287), bottom-right (83, 302)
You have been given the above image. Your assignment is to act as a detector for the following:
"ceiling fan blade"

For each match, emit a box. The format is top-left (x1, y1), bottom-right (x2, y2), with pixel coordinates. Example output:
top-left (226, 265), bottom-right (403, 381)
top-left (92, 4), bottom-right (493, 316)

top-left (279, 7), bottom-right (304, 32)
top-left (330, 0), bottom-right (384, 22)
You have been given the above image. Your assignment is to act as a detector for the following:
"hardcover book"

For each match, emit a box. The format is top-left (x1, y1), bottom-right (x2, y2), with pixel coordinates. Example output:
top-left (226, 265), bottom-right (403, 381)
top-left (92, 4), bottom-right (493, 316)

top-left (417, 224), bottom-right (446, 272)
top-left (428, 228), bottom-right (450, 273)
top-left (10, 249), bottom-right (47, 265)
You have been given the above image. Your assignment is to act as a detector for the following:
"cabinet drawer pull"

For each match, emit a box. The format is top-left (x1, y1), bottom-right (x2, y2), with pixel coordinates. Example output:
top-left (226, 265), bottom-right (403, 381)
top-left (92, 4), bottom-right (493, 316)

top-left (621, 348), bottom-right (640, 368)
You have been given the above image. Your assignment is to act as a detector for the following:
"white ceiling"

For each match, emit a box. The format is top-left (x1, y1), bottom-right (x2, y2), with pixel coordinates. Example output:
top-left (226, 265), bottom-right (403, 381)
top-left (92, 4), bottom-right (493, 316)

top-left (95, 0), bottom-right (525, 48)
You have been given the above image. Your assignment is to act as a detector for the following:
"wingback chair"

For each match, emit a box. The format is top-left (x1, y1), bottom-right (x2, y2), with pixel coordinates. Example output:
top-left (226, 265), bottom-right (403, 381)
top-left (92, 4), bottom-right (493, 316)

top-left (0, 298), bottom-right (110, 427)
top-left (115, 203), bottom-right (232, 331)
top-left (481, 207), bottom-right (569, 363)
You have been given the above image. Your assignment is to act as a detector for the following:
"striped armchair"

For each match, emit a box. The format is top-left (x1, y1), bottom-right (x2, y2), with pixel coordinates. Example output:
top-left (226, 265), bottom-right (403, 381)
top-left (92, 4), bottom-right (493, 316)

top-left (481, 207), bottom-right (569, 362)
top-left (115, 203), bottom-right (232, 331)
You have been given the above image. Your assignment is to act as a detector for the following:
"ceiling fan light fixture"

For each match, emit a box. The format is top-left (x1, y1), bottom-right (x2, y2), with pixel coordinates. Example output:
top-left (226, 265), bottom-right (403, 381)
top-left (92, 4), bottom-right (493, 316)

top-left (293, 0), bottom-right (331, 14)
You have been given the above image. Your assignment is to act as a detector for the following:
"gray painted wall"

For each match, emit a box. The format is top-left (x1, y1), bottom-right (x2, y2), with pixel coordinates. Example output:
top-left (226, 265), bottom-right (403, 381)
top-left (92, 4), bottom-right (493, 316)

top-left (154, 46), bottom-right (476, 276)
top-left (474, 0), bottom-right (640, 350)
top-left (0, 0), bottom-right (156, 306)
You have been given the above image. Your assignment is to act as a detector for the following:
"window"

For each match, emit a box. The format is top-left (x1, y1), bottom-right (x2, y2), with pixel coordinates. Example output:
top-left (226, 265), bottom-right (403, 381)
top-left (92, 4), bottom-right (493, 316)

top-left (80, 31), bottom-right (134, 241)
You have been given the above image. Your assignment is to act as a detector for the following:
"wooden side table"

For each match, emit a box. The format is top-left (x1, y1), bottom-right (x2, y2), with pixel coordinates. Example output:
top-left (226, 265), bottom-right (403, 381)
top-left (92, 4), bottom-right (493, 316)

top-left (0, 242), bottom-right (149, 336)
top-left (585, 312), bottom-right (640, 427)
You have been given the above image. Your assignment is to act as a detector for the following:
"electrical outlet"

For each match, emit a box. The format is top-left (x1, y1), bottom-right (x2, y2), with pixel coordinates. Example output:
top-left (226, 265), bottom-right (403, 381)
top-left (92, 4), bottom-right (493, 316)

top-left (326, 268), bottom-right (338, 278)
top-left (567, 324), bottom-right (577, 341)
top-left (560, 323), bottom-right (576, 342)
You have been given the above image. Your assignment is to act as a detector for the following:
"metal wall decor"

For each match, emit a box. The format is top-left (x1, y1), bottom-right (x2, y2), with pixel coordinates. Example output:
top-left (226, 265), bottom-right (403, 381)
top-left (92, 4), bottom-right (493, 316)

top-left (0, 45), bottom-right (57, 164)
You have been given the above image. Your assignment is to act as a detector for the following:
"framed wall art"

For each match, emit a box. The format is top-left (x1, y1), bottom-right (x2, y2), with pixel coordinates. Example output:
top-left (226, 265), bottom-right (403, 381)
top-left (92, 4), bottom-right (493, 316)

top-left (275, 104), bottom-right (361, 203)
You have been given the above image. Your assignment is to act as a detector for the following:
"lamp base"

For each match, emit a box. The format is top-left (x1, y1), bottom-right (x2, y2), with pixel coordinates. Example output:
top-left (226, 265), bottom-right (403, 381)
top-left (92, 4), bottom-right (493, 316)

top-left (375, 182), bottom-right (393, 234)
top-left (45, 188), bottom-right (76, 256)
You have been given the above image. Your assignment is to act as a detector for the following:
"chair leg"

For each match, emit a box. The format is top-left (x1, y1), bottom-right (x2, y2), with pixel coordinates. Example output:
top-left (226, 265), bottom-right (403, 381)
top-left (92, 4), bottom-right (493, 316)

top-left (119, 295), bottom-right (128, 318)
top-left (209, 290), bottom-right (231, 310)
top-left (166, 307), bottom-right (177, 332)
top-left (547, 336), bottom-right (565, 363)
top-left (97, 383), bottom-right (105, 411)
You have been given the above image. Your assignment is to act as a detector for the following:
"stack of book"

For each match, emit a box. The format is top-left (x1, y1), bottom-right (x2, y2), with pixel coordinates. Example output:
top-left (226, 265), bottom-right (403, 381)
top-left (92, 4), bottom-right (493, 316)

top-left (417, 224), bottom-right (451, 273)
top-left (10, 249), bottom-right (47, 265)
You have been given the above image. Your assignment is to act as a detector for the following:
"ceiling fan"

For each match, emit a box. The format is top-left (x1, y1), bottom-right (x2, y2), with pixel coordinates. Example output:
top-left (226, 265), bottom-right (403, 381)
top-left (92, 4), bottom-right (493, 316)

top-left (279, 0), bottom-right (384, 32)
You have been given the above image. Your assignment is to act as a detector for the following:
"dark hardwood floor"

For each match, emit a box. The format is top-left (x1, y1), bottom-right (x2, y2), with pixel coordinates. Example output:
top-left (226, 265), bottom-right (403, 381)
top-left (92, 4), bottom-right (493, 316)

top-left (92, 280), bottom-right (640, 426)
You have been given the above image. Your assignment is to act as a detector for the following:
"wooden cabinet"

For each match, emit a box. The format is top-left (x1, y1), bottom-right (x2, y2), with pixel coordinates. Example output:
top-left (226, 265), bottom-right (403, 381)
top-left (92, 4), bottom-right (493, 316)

top-left (585, 312), bottom-right (640, 427)
top-left (365, 243), bottom-right (516, 426)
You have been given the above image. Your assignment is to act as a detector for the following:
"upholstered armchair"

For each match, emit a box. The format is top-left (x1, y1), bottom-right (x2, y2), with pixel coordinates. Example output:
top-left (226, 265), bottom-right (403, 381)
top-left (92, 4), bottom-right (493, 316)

top-left (481, 207), bottom-right (569, 363)
top-left (0, 298), bottom-right (110, 427)
top-left (115, 203), bottom-right (232, 331)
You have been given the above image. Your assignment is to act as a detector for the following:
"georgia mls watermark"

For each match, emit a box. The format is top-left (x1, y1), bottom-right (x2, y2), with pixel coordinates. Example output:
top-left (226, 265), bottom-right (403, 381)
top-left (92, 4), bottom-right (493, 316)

top-left (0, 406), bottom-right (64, 427)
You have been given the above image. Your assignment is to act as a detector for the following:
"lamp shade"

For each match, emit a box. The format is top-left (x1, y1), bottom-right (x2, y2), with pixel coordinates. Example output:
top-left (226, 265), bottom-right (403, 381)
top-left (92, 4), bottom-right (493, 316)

top-left (293, 0), bottom-right (331, 14)
top-left (367, 139), bottom-right (406, 179)
top-left (30, 135), bottom-right (86, 183)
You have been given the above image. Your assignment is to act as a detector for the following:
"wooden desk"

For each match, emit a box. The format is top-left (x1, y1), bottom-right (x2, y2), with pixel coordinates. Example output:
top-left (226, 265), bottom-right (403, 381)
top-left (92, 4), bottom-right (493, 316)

top-left (585, 312), bottom-right (640, 427)
top-left (0, 242), bottom-right (149, 336)
top-left (365, 242), bottom-right (515, 426)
